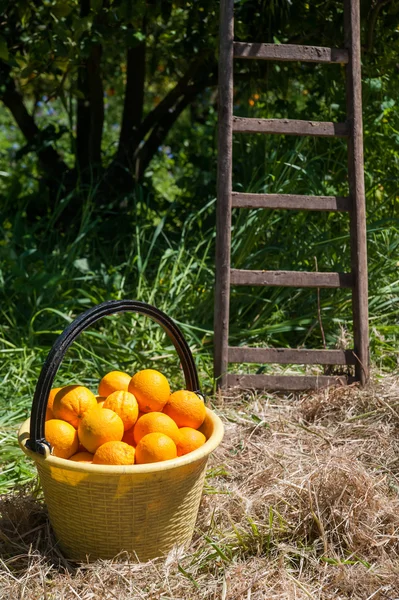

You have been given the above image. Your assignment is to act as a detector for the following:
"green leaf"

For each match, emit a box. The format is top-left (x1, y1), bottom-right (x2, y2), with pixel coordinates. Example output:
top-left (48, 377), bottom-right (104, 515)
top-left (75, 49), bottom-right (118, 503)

top-left (73, 15), bottom-right (93, 40)
top-left (90, 0), bottom-right (103, 11)
top-left (52, 1), bottom-right (75, 19)
top-left (20, 64), bottom-right (35, 79)
top-left (0, 36), bottom-right (9, 61)
top-left (73, 258), bottom-right (90, 273)
top-left (125, 30), bottom-right (146, 48)
top-left (177, 564), bottom-right (199, 588)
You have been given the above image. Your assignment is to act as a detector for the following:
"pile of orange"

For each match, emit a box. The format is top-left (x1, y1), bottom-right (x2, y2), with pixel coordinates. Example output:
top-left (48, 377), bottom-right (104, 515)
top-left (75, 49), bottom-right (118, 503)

top-left (44, 369), bottom-right (207, 465)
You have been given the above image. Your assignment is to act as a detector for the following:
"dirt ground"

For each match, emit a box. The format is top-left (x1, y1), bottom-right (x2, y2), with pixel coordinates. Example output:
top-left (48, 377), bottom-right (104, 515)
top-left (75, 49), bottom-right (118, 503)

top-left (1, 375), bottom-right (399, 599)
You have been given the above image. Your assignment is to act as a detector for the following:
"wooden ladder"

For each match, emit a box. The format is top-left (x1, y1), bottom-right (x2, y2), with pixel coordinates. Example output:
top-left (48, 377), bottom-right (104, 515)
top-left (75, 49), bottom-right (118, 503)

top-left (214, 0), bottom-right (369, 391)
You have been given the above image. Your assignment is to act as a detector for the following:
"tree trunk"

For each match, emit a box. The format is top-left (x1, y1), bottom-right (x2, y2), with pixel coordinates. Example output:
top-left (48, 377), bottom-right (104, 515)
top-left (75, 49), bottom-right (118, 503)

top-left (87, 43), bottom-right (104, 166)
top-left (76, 0), bottom-right (104, 178)
top-left (118, 34), bottom-right (146, 166)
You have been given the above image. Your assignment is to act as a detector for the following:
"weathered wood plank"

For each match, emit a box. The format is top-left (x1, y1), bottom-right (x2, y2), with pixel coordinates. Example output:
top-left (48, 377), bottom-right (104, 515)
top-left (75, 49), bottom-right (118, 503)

top-left (228, 347), bottom-right (357, 365)
top-left (233, 42), bottom-right (349, 64)
top-left (345, 0), bottom-right (369, 386)
top-left (214, 0), bottom-right (234, 388)
top-left (226, 374), bottom-right (352, 391)
top-left (231, 192), bottom-right (351, 212)
top-left (230, 269), bottom-right (354, 288)
top-left (232, 117), bottom-right (349, 137)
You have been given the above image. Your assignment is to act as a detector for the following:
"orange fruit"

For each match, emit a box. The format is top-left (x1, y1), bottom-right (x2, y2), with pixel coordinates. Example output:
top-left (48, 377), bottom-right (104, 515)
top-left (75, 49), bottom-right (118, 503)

top-left (98, 371), bottom-right (131, 398)
top-left (78, 407), bottom-right (124, 454)
top-left (135, 432), bottom-right (177, 464)
top-left (176, 427), bottom-right (206, 457)
top-left (163, 390), bottom-right (206, 429)
top-left (53, 385), bottom-right (97, 428)
top-left (122, 427), bottom-right (136, 447)
top-left (45, 387), bottom-right (63, 421)
top-left (120, 412), bottom-right (147, 446)
top-left (69, 451), bottom-right (94, 463)
top-left (45, 419), bottom-right (79, 459)
top-left (103, 390), bottom-right (139, 431)
top-left (93, 441), bottom-right (135, 465)
top-left (128, 369), bottom-right (170, 413)
top-left (133, 412), bottom-right (179, 445)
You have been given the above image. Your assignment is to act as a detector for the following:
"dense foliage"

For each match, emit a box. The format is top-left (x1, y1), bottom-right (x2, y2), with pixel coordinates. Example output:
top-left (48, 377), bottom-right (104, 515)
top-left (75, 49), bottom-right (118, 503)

top-left (0, 0), bottom-right (397, 197)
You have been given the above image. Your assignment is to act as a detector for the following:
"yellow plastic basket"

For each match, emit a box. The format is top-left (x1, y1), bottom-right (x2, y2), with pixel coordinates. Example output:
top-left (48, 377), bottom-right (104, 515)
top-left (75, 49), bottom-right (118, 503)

top-left (18, 300), bottom-right (224, 562)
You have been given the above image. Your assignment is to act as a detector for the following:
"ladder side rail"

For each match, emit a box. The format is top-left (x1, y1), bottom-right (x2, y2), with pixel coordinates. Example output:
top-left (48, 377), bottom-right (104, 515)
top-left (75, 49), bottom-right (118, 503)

top-left (214, 0), bottom-right (234, 387)
top-left (344, 0), bottom-right (369, 385)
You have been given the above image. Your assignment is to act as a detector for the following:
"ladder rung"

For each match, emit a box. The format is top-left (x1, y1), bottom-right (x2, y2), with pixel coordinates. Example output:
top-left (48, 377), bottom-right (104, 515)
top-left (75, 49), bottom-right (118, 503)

top-left (231, 192), bottom-right (351, 212)
top-left (233, 42), bottom-right (349, 64)
top-left (232, 117), bottom-right (349, 137)
top-left (228, 347), bottom-right (356, 365)
top-left (230, 269), bottom-right (353, 288)
top-left (226, 374), bottom-right (353, 391)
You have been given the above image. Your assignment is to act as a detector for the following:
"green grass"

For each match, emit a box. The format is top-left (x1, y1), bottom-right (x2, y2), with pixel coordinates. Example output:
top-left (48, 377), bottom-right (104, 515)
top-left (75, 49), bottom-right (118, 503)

top-left (1, 134), bottom-right (399, 493)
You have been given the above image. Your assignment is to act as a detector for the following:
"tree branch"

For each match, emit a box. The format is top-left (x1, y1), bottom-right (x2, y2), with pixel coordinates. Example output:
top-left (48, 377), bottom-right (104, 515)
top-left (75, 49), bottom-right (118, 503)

top-left (0, 62), bottom-right (68, 182)
top-left (106, 57), bottom-right (212, 187)
top-left (135, 57), bottom-right (205, 146)
top-left (132, 67), bottom-right (267, 180)
top-left (135, 79), bottom-right (214, 180)
top-left (366, 0), bottom-right (394, 52)
top-left (131, 57), bottom-right (254, 161)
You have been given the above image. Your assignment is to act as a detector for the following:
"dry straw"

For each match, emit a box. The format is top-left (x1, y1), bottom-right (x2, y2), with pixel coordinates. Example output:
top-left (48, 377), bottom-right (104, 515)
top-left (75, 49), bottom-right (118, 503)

top-left (1, 375), bottom-right (399, 599)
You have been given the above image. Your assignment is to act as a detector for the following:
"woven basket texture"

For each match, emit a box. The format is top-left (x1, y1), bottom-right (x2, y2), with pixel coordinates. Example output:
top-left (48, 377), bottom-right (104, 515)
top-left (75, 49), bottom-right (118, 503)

top-left (19, 408), bottom-right (223, 561)
top-left (37, 457), bottom-right (208, 561)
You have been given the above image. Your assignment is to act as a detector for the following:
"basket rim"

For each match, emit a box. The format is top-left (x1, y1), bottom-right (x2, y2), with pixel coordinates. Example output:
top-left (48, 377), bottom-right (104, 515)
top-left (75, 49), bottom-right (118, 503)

top-left (18, 407), bottom-right (224, 475)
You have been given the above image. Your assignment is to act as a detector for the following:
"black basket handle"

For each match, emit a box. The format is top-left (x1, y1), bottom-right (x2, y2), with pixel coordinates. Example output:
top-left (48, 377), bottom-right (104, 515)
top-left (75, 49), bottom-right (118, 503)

top-left (26, 300), bottom-right (202, 455)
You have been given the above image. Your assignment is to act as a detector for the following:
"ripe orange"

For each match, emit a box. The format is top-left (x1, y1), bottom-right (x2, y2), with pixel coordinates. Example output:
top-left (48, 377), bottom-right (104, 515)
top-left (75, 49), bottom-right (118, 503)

top-left (93, 441), bottom-right (135, 465)
top-left (122, 427), bottom-right (136, 447)
top-left (103, 390), bottom-right (139, 431)
top-left (133, 412), bottom-right (179, 445)
top-left (45, 387), bottom-right (63, 421)
top-left (78, 407), bottom-right (124, 454)
top-left (135, 432), bottom-right (177, 464)
top-left (98, 371), bottom-right (131, 397)
top-left (53, 385), bottom-right (97, 428)
top-left (163, 390), bottom-right (206, 429)
top-left (176, 427), bottom-right (206, 457)
top-left (45, 419), bottom-right (79, 459)
top-left (69, 451), bottom-right (94, 463)
top-left (128, 369), bottom-right (170, 413)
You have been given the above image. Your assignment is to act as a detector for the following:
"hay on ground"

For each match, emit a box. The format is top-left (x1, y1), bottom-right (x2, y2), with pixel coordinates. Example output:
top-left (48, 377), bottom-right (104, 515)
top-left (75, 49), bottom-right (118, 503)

top-left (1, 375), bottom-right (399, 599)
